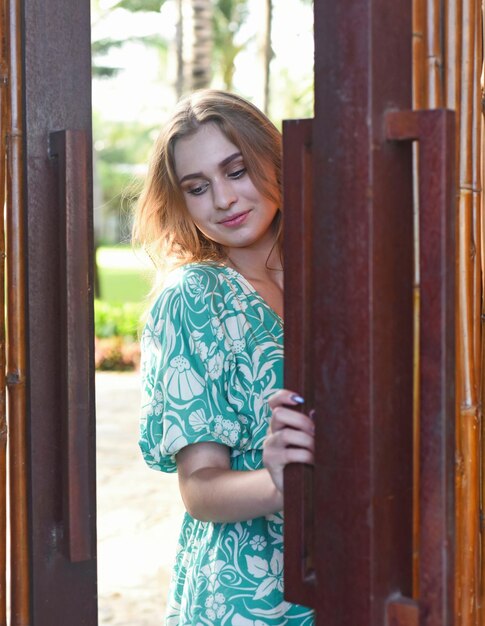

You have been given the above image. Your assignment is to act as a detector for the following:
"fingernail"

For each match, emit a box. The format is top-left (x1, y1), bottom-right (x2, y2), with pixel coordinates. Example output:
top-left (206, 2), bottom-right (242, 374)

top-left (309, 409), bottom-right (316, 420)
top-left (291, 394), bottom-right (305, 404)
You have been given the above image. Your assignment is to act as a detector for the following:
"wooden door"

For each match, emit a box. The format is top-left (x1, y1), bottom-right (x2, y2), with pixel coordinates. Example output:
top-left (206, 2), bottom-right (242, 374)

top-left (1, 0), bottom-right (98, 623)
top-left (283, 1), bottom-right (456, 625)
top-left (2, 0), bottom-right (465, 624)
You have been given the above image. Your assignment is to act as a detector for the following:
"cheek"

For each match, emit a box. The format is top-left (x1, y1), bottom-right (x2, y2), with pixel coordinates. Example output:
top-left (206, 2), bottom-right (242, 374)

top-left (185, 198), bottom-right (208, 223)
top-left (185, 204), bottom-right (216, 239)
top-left (247, 179), bottom-right (279, 210)
top-left (261, 198), bottom-right (279, 221)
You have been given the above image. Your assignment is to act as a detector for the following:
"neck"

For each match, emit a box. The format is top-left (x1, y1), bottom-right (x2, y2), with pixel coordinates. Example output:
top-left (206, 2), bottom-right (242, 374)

top-left (224, 242), bottom-right (282, 284)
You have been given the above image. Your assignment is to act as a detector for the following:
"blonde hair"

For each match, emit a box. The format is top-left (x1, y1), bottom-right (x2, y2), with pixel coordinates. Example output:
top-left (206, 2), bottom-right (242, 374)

top-left (132, 89), bottom-right (282, 274)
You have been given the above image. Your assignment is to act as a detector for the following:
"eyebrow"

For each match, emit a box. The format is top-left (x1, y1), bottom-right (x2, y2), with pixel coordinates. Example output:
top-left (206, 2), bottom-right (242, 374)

top-left (179, 152), bottom-right (243, 184)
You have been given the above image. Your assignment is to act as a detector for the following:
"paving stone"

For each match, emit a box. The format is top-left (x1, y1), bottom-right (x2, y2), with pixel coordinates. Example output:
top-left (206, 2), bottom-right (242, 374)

top-left (96, 371), bottom-right (185, 626)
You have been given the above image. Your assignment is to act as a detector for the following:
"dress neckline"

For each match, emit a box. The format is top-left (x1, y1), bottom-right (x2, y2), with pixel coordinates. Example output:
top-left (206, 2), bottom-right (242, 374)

top-left (217, 264), bottom-right (284, 325)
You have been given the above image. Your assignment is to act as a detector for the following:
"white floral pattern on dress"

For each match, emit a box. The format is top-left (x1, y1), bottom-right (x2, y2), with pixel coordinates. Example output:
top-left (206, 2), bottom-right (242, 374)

top-left (139, 263), bottom-right (314, 625)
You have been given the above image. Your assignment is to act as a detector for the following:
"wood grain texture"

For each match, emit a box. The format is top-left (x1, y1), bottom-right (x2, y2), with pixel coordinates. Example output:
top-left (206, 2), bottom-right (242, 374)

top-left (415, 2), bottom-right (483, 624)
top-left (6, 0), bottom-right (30, 623)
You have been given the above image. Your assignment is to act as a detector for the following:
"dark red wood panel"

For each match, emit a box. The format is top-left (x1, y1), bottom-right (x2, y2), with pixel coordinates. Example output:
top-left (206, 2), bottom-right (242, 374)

top-left (23, 0), bottom-right (98, 622)
top-left (281, 2), bottom-right (455, 625)
top-left (50, 129), bottom-right (95, 564)
top-left (283, 118), bottom-right (315, 609)
top-left (386, 109), bottom-right (455, 626)
top-left (282, 0), bottom-right (417, 624)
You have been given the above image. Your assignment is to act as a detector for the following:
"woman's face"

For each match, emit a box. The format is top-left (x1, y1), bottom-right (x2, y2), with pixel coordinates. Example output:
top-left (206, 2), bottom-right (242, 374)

top-left (173, 122), bottom-right (279, 255)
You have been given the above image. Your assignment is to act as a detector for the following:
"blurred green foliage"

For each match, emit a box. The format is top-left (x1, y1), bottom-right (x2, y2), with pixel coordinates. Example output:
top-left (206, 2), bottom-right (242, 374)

top-left (214, 0), bottom-right (251, 90)
top-left (97, 266), bottom-right (153, 304)
top-left (93, 115), bottom-right (154, 229)
top-left (96, 245), bottom-right (154, 303)
top-left (91, 0), bottom-right (168, 78)
top-left (94, 300), bottom-right (145, 340)
top-left (92, 0), bottom-right (314, 246)
top-left (115, 0), bottom-right (165, 12)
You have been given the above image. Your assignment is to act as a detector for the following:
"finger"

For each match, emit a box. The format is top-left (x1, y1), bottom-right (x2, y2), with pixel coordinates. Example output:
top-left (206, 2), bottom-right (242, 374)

top-left (276, 427), bottom-right (315, 452)
top-left (264, 442), bottom-right (314, 465)
top-left (268, 389), bottom-right (305, 410)
top-left (270, 407), bottom-right (315, 435)
top-left (284, 448), bottom-right (314, 466)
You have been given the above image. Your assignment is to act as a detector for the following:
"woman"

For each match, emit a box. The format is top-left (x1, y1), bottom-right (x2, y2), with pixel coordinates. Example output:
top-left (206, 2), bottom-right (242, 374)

top-left (134, 89), bottom-right (315, 625)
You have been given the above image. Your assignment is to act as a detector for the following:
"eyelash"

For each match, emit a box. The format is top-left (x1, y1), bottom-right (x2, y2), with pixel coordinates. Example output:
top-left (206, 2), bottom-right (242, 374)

top-left (187, 182), bottom-right (209, 196)
top-left (186, 167), bottom-right (247, 196)
top-left (228, 167), bottom-right (246, 180)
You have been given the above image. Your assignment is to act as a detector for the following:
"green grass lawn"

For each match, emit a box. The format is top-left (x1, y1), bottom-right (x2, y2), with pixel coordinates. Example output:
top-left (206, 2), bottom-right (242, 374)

top-left (96, 245), bottom-right (155, 304)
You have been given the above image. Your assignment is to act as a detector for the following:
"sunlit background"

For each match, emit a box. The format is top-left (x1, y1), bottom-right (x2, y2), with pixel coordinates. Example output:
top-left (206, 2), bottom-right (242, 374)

top-left (92, 1), bottom-right (314, 623)
top-left (91, 0), bottom-right (313, 248)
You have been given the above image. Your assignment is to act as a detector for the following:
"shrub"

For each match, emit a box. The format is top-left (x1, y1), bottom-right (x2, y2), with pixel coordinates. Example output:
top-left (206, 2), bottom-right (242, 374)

top-left (94, 300), bottom-right (145, 340)
top-left (94, 300), bottom-right (146, 370)
top-left (94, 336), bottom-right (141, 371)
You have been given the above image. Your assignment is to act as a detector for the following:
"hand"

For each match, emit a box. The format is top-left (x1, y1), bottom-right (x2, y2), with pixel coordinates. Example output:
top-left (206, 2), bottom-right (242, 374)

top-left (263, 389), bottom-right (315, 493)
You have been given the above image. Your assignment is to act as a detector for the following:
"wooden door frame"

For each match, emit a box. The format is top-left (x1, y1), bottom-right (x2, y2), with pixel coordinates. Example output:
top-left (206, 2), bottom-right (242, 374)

top-left (283, 1), bottom-right (455, 625)
top-left (23, 0), bottom-right (98, 623)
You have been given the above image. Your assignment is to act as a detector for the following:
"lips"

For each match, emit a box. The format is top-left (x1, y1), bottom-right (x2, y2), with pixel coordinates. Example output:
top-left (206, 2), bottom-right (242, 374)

top-left (218, 210), bottom-right (251, 226)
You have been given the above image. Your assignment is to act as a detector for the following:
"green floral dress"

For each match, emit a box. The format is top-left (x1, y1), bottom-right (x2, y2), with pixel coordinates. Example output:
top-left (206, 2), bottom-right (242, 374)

top-left (139, 263), bottom-right (314, 626)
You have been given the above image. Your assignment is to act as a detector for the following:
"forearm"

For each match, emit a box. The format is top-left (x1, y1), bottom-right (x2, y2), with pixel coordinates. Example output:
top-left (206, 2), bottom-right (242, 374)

top-left (178, 466), bottom-right (283, 523)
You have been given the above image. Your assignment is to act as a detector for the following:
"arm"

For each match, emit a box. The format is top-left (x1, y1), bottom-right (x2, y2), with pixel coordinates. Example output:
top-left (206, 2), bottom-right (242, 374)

top-left (176, 389), bottom-right (315, 523)
top-left (176, 442), bottom-right (283, 523)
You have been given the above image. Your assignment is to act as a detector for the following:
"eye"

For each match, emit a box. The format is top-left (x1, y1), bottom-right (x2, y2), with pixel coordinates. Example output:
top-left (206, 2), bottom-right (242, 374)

top-left (186, 182), bottom-right (209, 196)
top-left (228, 167), bottom-right (246, 180)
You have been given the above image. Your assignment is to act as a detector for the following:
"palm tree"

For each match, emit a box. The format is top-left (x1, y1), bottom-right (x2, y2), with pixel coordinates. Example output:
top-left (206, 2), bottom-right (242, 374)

top-left (176, 0), bottom-right (213, 96)
top-left (213, 0), bottom-right (250, 91)
top-left (91, 0), bottom-right (167, 290)
top-left (191, 0), bottom-right (213, 89)
top-left (91, 0), bottom-right (167, 78)
top-left (261, 0), bottom-right (272, 114)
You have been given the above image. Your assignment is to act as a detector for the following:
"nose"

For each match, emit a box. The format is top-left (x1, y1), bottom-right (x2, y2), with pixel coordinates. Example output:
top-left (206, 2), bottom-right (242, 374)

top-left (213, 177), bottom-right (237, 210)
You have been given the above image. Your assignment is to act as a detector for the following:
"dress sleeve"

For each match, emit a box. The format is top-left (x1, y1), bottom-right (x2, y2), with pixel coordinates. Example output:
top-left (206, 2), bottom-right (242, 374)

top-left (139, 267), bottom-right (250, 473)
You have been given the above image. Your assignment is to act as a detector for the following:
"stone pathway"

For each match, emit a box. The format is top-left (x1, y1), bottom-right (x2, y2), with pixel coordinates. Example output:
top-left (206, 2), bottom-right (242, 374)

top-left (96, 371), bottom-right (185, 626)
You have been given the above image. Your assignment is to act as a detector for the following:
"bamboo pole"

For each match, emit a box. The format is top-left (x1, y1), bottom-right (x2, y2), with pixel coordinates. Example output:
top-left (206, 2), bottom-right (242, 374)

top-left (412, 0), bottom-right (427, 599)
top-left (427, 0), bottom-right (444, 107)
top-left (471, 0), bottom-right (482, 429)
top-left (480, 5), bottom-right (485, 622)
top-left (415, 1), bottom-right (485, 623)
top-left (471, 13), bottom-right (483, 580)
top-left (456, 187), bottom-right (479, 626)
top-left (443, 2), bottom-right (465, 623)
top-left (445, 0), bottom-right (465, 215)
top-left (456, 0), bottom-right (480, 623)
top-left (478, 3), bottom-right (485, 623)
top-left (413, 0), bottom-right (428, 108)
top-left (477, 14), bottom-right (485, 626)
top-left (441, 1), bottom-right (483, 624)
top-left (6, 0), bottom-right (29, 623)
top-left (448, 6), bottom-right (465, 620)
top-left (445, 0), bottom-right (463, 113)
top-left (0, 0), bottom-right (7, 623)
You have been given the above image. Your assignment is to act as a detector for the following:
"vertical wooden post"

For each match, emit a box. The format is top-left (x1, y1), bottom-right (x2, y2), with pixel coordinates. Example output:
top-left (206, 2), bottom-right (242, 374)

top-left (6, 0), bottom-right (30, 623)
top-left (386, 109), bottom-right (456, 626)
top-left (0, 0), bottom-right (8, 623)
top-left (283, 3), bottom-right (457, 622)
top-left (283, 118), bottom-right (315, 610)
top-left (304, 0), bottom-right (416, 623)
top-left (23, 0), bottom-right (98, 622)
